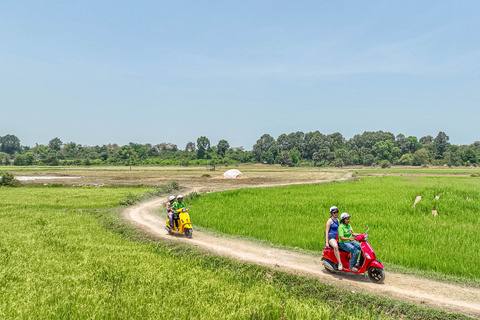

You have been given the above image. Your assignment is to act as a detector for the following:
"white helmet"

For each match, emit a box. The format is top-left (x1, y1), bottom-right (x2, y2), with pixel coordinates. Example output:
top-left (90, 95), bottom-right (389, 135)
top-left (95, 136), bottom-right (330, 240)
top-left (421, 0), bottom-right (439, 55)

top-left (329, 206), bottom-right (338, 213)
top-left (177, 195), bottom-right (183, 199)
top-left (340, 212), bottom-right (350, 221)
top-left (169, 196), bottom-right (175, 201)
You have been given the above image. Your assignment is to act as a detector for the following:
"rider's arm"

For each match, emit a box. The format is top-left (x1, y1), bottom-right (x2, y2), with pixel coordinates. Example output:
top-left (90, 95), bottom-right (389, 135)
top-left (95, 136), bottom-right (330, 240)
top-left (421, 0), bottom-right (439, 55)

top-left (325, 219), bottom-right (332, 246)
top-left (350, 227), bottom-right (360, 237)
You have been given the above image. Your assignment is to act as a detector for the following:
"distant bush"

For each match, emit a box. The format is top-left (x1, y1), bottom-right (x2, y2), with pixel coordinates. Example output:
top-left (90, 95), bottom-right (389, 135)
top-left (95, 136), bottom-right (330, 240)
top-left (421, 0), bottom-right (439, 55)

top-left (201, 174), bottom-right (211, 178)
top-left (0, 172), bottom-right (20, 187)
top-left (184, 191), bottom-right (200, 204)
top-left (334, 158), bottom-right (344, 168)
top-left (379, 160), bottom-right (391, 168)
top-left (47, 183), bottom-right (63, 187)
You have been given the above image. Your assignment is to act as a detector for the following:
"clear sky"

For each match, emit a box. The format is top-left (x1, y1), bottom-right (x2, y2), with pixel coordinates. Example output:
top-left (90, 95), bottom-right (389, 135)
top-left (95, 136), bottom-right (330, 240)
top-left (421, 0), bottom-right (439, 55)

top-left (1, 1), bottom-right (479, 149)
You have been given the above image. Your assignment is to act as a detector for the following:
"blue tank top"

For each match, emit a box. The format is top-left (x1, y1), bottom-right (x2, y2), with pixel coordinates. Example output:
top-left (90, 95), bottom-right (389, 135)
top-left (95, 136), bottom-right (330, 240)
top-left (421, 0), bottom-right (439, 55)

top-left (329, 217), bottom-right (339, 236)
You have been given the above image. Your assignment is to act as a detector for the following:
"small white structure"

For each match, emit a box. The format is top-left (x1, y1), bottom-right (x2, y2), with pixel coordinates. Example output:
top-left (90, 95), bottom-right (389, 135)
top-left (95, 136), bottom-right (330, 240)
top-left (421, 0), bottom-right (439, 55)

top-left (223, 169), bottom-right (243, 179)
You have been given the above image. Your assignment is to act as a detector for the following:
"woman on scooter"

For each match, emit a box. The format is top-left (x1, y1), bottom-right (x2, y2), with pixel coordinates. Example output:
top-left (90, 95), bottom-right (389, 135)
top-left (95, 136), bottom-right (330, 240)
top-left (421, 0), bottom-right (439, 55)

top-left (325, 206), bottom-right (343, 271)
top-left (338, 213), bottom-right (364, 272)
top-left (166, 195), bottom-right (175, 230)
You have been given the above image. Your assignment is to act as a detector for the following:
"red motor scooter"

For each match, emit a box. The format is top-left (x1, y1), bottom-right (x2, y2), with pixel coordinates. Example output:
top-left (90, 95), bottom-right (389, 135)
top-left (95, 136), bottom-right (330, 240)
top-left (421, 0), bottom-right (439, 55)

top-left (322, 226), bottom-right (385, 283)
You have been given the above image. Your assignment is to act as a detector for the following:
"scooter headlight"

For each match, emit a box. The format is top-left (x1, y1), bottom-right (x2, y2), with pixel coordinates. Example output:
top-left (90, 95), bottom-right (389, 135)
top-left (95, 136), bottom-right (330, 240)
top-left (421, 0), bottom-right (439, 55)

top-left (365, 253), bottom-right (371, 259)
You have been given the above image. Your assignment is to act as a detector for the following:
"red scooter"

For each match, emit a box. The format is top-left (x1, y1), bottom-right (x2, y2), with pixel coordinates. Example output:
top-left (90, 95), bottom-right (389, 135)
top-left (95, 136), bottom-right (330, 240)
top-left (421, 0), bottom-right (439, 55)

top-left (322, 226), bottom-right (385, 283)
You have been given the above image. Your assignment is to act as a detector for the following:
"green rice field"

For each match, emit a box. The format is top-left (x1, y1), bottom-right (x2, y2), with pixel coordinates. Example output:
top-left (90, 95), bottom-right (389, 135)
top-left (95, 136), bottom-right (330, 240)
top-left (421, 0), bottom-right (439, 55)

top-left (190, 176), bottom-right (480, 283)
top-left (358, 168), bottom-right (480, 176)
top-left (2, 185), bottom-right (467, 319)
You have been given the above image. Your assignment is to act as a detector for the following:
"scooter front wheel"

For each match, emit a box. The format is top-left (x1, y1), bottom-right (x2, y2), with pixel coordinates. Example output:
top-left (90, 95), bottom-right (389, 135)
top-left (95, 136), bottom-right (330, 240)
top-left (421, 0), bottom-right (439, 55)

top-left (184, 228), bottom-right (193, 239)
top-left (368, 267), bottom-right (385, 283)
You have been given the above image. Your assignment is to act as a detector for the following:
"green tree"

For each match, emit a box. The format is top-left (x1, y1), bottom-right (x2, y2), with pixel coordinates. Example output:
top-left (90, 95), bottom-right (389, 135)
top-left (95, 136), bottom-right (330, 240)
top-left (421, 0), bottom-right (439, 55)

top-left (217, 139), bottom-right (230, 157)
top-left (280, 150), bottom-right (291, 166)
top-left (406, 136), bottom-right (422, 154)
top-left (335, 149), bottom-right (350, 165)
top-left (48, 137), bottom-right (63, 151)
top-left (304, 131), bottom-right (329, 159)
top-left (0, 134), bottom-right (21, 154)
top-left (372, 140), bottom-right (401, 163)
top-left (14, 152), bottom-right (35, 166)
top-left (276, 134), bottom-right (289, 151)
top-left (413, 148), bottom-right (430, 165)
top-left (289, 148), bottom-right (300, 166)
top-left (63, 142), bottom-right (81, 159)
top-left (0, 152), bottom-right (11, 165)
top-left (395, 134), bottom-right (409, 154)
top-left (185, 142), bottom-right (196, 152)
top-left (30, 144), bottom-right (50, 161)
top-left (253, 134), bottom-right (277, 163)
top-left (263, 151), bottom-right (275, 164)
top-left (347, 131), bottom-right (394, 151)
top-left (327, 132), bottom-right (345, 151)
top-left (129, 143), bottom-right (148, 160)
top-left (363, 154), bottom-right (375, 166)
top-left (419, 135), bottom-right (433, 145)
top-left (398, 154), bottom-right (414, 165)
top-left (197, 136), bottom-right (210, 159)
top-left (433, 131), bottom-right (450, 159)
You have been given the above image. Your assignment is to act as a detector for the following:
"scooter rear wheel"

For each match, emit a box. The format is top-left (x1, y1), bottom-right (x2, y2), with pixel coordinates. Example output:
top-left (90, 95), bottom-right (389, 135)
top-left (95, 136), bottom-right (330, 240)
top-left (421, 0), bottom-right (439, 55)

top-left (368, 267), bottom-right (385, 283)
top-left (322, 260), bottom-right (336, 273)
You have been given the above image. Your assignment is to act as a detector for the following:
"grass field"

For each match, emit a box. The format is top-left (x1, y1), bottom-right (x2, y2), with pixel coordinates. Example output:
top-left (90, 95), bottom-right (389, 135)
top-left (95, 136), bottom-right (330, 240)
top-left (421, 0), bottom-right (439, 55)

top-left (0, 185), bottom-right (470, 319)
top-left (189, 176), bottom-right (480, 284)
top-left (358, 167), bottom-right (480, 176)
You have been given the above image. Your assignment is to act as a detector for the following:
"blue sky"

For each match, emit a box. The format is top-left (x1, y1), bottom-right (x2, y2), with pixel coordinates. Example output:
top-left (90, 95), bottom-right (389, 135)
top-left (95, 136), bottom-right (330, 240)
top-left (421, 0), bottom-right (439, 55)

top-left (1, 1), bottom-right (479, 149)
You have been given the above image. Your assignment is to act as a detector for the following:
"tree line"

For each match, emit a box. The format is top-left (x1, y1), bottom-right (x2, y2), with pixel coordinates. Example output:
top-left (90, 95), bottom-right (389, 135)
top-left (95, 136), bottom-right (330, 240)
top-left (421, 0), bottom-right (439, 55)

top-left (0, 131), bottom-right (479, 167)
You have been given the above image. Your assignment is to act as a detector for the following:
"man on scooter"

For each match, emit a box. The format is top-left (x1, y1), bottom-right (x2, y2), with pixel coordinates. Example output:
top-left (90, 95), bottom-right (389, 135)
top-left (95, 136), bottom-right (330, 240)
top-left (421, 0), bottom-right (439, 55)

top-left (338, 213), bottom-right (364, 272)
top-left (172, 195), bottom-right (185, 230)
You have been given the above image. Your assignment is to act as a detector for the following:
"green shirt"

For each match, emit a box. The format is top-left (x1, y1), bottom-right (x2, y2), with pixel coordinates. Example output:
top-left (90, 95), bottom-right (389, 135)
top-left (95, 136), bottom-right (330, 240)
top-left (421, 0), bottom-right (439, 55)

top-left (338, 223), bottom-right (354, 243)
top-left (173, 201), bottom-right (185, 210)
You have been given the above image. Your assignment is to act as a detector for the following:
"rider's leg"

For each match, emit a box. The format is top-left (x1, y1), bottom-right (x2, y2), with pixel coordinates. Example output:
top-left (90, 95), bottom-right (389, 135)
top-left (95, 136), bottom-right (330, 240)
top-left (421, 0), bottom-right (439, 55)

top-left (339, 242), bottom-right (359, 269)
top-left (329, 239), bottom-right (342, 270)
top-left (351, 242), bottom-right (363, 266)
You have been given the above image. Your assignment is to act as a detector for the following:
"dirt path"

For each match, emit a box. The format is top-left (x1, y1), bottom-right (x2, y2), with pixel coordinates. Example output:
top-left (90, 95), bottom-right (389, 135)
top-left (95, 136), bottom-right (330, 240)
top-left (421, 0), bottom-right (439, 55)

top-left (124, 186), bottom-right (480, 319)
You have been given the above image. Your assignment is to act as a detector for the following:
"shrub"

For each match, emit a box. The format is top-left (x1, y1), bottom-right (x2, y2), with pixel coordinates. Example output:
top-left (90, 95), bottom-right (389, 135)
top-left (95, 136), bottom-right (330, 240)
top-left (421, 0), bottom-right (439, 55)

top-left (379, 160), bottom-right (391, 168)
top-left (333, 158), bottom-right (344, 168)
top-left (201, 174), bottom-right (211, 178)
top-left (47, 183), bottom-right (63, 187)
top-left (184, 191), bottom-right (199, 204)
top-left (0, 172), bottom-right (20, 187)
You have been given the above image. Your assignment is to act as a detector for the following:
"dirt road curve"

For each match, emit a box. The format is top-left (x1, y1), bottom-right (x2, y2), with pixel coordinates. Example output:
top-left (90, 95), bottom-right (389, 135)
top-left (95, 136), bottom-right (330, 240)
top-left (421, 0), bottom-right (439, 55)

top-left (124, 196), bottom-right (480, 319)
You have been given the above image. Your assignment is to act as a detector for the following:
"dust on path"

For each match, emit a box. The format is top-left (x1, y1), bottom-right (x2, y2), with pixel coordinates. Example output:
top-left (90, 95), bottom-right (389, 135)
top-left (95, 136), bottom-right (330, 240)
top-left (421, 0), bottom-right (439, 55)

top-left (123, 182), bottom-right (480, 319)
